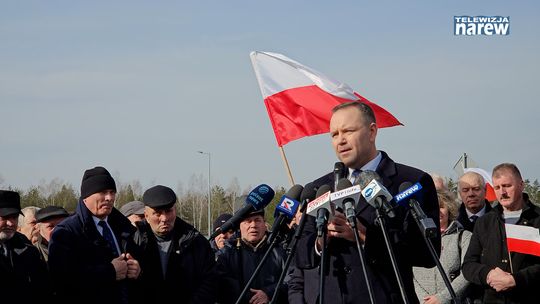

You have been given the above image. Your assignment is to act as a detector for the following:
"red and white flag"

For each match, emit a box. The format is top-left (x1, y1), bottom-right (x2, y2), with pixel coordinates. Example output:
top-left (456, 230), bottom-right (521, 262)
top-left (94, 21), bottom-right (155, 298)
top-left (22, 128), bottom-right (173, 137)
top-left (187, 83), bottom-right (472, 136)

top-left (464, 167), bottom-right (497, 202)
top-left (505, 223), bottom-right (540, 257)
top-left (250, 51), bottom-right (402, 146)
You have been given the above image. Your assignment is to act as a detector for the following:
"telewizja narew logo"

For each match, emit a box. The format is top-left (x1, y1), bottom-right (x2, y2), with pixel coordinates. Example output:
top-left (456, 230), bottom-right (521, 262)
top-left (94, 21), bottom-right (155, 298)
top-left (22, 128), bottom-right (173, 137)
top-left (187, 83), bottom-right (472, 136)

top-left (454, 16), bottom-right (510, 36)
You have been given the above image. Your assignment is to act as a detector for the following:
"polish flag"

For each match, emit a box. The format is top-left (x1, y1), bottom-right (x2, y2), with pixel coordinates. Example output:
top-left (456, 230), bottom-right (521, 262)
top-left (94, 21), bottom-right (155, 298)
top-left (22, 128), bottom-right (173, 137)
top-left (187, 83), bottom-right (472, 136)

top-left (250, 51), bottom-right (402, 147)
top-left (464, 167), bottom-right (497, 202)
top-left (505, 224), bottom-right (540, 257)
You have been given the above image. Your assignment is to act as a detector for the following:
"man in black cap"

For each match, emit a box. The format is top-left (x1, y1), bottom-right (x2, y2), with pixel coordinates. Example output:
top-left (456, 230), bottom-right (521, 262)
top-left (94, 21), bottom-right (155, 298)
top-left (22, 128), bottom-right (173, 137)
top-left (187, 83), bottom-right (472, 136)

top-left (34, 205), bottom-right (70, 262)
top-left (216, 208), bottom-right (288, 304)
top-left (0, 190), bottom-right (51, 301)
top-left (133, 184), bottom-right (218, 303)
top-left (48, 166), bottom-right (142, 304)
top-left (211, 213), bottom-right (236, 254)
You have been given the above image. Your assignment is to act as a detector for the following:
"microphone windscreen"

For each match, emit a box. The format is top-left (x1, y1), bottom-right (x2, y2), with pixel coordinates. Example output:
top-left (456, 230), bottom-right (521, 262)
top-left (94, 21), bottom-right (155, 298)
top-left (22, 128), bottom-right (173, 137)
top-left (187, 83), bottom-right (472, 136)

top-left (336, 178), bottom-right (353, 191)
top-left (399, 182), bottom-right (413, 193)
top-left (245, 184), bottom-right (275, 210)
top-left (334, 162), bottom-right (346, 176)
top-left (316, 184), bottom-right (332, 198)
top-left (285, 184), bottom-right (304, 201)
top-left (356, 170), bottom-right (381, 189)
top-left (300, 182), bottom-right (316, 202)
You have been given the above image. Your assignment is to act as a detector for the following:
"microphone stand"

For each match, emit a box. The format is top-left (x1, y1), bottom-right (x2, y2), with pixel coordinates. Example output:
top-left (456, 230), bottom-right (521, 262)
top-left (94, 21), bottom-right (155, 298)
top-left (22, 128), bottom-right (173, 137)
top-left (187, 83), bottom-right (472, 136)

top-left (234, 227), bottom-right (285, 304)
top-left (374, 198), bottom-right (410, 304)
top-left (269, 207), bottom-right (308, 304)
top-left (316, 208), bottom-right (329, 304)
top-left (409, 206), bottom-right (460, 304)
top-left (344, 203), bottom-right (376, 304)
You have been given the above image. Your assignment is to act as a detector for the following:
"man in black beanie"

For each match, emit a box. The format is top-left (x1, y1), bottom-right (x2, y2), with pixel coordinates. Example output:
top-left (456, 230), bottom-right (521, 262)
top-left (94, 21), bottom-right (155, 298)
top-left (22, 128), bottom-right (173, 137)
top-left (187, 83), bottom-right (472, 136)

top-left (133, 184), bottom-right (218, 303)
top-left (48, 166), bottom-right (142, 304)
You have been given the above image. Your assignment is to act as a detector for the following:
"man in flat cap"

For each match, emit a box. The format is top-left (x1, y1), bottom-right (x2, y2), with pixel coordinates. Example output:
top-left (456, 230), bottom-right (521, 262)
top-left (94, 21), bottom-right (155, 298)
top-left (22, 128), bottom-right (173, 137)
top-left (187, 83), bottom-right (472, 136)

top-left (48, 166), bottom-right (142, 304)
top-left (133, 185), bottom-right (218, 303)
top-left (216, 208), bottom-right (288, 304)
top-left (34, 205), bottom-right (69, 262)
top-left (0, 190), bottom-right (51, 301)
top-left (120, 200), bottom-right (145, 226)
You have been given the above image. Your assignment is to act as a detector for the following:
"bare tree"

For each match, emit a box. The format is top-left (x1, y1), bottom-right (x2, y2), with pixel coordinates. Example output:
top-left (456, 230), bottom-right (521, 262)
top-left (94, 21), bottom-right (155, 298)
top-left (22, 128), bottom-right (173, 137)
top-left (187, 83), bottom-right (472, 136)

top-left (186, 173), bottom-right (206, 231)
top-left (39, 178), bottom-right (63, 206)
top-left (226, 177), bottom-right (241, 212)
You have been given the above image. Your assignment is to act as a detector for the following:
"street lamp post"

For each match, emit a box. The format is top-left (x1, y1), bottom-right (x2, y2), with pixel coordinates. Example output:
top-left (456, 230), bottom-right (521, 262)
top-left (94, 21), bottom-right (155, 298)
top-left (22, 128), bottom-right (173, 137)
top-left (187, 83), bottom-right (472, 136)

top-left (197, 151), bottom-right (211, 236)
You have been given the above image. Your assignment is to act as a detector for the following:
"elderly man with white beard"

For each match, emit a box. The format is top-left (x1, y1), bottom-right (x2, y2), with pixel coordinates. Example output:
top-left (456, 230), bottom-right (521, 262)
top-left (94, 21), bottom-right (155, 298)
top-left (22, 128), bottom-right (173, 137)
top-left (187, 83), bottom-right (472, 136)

top-left (0, 190), bottom-right (51, 301)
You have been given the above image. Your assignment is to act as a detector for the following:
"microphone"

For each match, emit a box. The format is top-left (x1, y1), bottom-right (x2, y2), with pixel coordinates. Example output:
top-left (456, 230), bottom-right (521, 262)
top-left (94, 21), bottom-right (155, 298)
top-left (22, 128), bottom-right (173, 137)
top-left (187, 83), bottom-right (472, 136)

top-left (331, 178), bottom-right (362, 226)
top-left (267, 184), bottom-right (303, 244)
top-left (395, 182), bottom-right (437, 239)
top-left (209, 184), bottom-right (274, 240)
top-left (330, 178), bottom-right (362, 213)
top-left (333, 162), bottom-right (347, 191)
top-left (299, 182), bottom-right (316, 212)
top-left (306, 185), bottom-right (332, 237)
top-left (357, 170), bottom-right (396, 218)
top-left (306, 184), bottom-right (333, 219)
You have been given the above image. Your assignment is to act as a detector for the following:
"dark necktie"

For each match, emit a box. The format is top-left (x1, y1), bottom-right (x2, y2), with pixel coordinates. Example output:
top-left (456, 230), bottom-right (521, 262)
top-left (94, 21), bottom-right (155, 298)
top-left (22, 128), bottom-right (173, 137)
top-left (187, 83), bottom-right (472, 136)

top-left (98, 221), bottom-right (119, 256)
top-left (351, 169), bottom-right (362, 184)
top-left (470, 215), bottom-right (479, 223)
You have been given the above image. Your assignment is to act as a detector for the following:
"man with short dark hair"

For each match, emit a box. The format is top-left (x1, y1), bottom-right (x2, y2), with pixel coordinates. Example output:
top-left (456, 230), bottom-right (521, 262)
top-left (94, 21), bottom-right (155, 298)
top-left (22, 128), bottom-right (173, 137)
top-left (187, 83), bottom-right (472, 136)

top-left (134, 185), bottom-right (218, 303)
top-left (0, 190), bottom-right (51, 301)
top-left (48, 166), bottom-right (142, 304)
top-left (462, 163), bottom-right (540, 303)
top-left (290, 101), bottom-right (440, 304)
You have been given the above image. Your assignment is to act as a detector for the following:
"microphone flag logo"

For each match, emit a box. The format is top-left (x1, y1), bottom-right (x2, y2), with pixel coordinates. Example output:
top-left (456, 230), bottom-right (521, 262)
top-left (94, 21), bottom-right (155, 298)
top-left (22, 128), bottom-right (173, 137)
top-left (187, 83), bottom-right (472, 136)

top-left (276, 196), bottom-right (299, 218)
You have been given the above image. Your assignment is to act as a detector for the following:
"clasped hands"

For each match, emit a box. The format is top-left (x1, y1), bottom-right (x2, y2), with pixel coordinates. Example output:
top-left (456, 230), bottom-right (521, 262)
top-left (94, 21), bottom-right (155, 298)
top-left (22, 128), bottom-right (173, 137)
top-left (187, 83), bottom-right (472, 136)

top-left (112, 253), bottom-right (141, 280)
top-left (486, 267), bottom-right (515, 292)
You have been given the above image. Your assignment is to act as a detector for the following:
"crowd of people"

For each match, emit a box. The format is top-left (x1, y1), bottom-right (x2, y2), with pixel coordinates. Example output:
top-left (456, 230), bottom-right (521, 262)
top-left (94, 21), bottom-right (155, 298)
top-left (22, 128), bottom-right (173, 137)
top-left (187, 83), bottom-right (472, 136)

top-left (1, 101), bottom-right (539, 304)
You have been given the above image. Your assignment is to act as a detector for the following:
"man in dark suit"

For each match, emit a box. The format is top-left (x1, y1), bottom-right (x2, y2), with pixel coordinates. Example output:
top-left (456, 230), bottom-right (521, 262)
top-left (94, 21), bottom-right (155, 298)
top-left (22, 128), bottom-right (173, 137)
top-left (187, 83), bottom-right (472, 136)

top-left (289, 102), bottom-right (441, 304)
top-left (456, 171), bottom-right (492, 232)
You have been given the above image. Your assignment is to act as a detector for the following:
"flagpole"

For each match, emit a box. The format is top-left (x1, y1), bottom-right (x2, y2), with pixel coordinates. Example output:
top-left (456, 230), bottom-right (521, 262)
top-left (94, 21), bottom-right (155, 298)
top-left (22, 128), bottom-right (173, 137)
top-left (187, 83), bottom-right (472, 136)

top-left (279, 146), bottom-right (295, 187)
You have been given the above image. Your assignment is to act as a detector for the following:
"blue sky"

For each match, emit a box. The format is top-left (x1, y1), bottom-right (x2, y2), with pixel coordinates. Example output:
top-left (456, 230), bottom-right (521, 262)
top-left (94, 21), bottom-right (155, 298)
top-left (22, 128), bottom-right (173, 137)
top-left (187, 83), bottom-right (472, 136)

top-left (1, 1), bottom-right (539, 194)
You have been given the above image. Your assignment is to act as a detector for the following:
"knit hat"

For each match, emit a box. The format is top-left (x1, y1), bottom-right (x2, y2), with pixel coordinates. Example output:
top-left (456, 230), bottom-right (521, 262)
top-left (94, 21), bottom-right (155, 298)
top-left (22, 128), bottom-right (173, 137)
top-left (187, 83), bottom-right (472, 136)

top-left (80, 166), bottom-right (116, 199)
